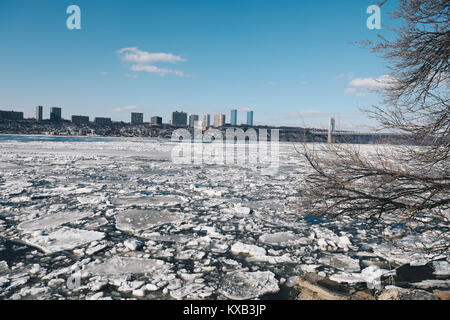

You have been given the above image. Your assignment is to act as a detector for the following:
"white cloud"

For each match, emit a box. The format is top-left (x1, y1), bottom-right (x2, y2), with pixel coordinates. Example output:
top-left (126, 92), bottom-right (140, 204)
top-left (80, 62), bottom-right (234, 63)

top-left (336, 72), bottom-right (355, 80)
top-left (117, 47), bottom-right (188, 77)
top-left (345, 74), bottom-right (395, 96)
top-left (349, 75), bottom-right (394, 91)
top-left (344, 87), bottom-right (367, 97)
top-left (117, 47), bottom-right (186, 64)
top-left (113, 105), bottom-right (139, 112)
top-left (130, 64), bottom-right (186, 77)
top-left (100, 72), bottom-right (108, 76)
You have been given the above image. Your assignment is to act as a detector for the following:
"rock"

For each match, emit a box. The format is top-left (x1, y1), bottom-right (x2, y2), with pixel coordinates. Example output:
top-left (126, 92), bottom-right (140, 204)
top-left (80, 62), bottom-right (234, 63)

top-left (433, 290), bottom-right (450, 300)
top-left (378, 286), bottom-right (438, 300)
top-left (296, 273), bottom-right (349, 300)
top-left (352, 290), bottom-right (375, 300)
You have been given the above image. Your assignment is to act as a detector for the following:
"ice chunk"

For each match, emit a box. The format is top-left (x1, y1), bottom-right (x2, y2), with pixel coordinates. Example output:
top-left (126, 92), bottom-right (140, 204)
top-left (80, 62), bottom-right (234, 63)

top-left (124, 239), bottom-right (144, 251)
top-left (259, 232), bottom-right (311, 247)
top-left (218, 271), bottom-right (279, 300)
top-left (23, 228), bottom-right (104, 254)
top-left (115, 209), bottom-right (185, 232)
top-left (369, 243), bottom-right (435, 266)
top-left (113, 195), bottom-right (185, 207)
top-left (140, 232), bottom-right (191, 244)
top-left (0, 261), bottom-right (8, 272)
top-left (231, 242), bottom-right (266, 257)
top-left (77, 195), bottom-right (107, 205)
top-left (247, 253), bottom-right (295, 265)
top-left (85, 256), bottom-right (171, 276)
top-left (330, 266), bottom-right (391, 289)
top-left (83, 217), bottom-right (109, 230)
top-left (18, 211), bottom-right (91, 231)
top-left (432, 260), bottom-right (450, 276)
top-left (318, 254), bottom-right (361, 272)
top-left (170, 283), bottom-right (205, 300)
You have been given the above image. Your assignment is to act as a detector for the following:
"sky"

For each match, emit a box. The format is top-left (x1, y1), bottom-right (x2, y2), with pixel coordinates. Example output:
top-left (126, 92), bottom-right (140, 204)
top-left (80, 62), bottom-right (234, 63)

top-left (0, 0), bottom-right (400, 130)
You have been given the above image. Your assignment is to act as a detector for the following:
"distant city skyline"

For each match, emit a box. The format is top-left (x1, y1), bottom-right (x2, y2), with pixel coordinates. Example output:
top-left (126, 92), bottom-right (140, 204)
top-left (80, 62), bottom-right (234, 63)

top-left (0, 0), bottom-right (400, 131)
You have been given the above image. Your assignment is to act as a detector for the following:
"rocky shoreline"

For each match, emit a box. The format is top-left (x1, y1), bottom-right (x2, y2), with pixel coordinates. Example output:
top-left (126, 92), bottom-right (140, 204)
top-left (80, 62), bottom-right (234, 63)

top-left (294, 270), bottom-right (449, 300)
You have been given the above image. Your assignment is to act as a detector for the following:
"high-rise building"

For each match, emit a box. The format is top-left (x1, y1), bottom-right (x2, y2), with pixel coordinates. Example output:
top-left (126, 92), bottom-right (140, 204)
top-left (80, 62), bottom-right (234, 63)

top-left (151, 116), bottom-right (162, 126)
top-left (94, 117), bottom-right (112, 126)
top-left (50, 107), bottom-right (62, 122)
top-left (231, 109), bottom-right (238, 126)
top-left (0, 110), bottom-right (24, 121)
top-left (131, 112), bottom-right (144, 125)
top-left (213, 114), bottom-right (226, 128)
top-left (202, 114), bottom-right (211, 128)
top-left (171, 111), bottom-right (187, 126)
top-left (246, 111), bottom-right (254, 126)
top-left (71, 115), bottom-right (90, 125)
top-left (189, 114), bottom-right (199, 128)
top-left (36, 106), bottom-right (43, 121)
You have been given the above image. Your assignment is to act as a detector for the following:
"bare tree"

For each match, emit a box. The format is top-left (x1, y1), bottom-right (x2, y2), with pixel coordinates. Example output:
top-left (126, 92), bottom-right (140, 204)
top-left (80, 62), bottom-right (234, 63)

top-left (301, 0), bottom-right (449, 254)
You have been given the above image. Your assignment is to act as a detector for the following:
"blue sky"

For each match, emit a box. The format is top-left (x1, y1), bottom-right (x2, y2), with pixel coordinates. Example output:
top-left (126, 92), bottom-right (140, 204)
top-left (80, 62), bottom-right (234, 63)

top-left (0, 0), bottom-right (399, 130)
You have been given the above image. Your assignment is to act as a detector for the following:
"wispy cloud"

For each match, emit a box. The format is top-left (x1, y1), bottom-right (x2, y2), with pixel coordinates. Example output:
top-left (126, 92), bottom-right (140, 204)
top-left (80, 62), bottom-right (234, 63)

top-left (130, 64), bottom-right (186, 77)
top-left (100, 71), bottom-right (108, 76)
top-left (117, 47), bottom-right (188, 77)
top-left (117, 47), bottom-right (186, 64)
top-left (336, 72), bottom-right (354, 80)
top-left (344, 87), bottom-right (367, 97)
top-left (113, 105), bottom-right (139, 112)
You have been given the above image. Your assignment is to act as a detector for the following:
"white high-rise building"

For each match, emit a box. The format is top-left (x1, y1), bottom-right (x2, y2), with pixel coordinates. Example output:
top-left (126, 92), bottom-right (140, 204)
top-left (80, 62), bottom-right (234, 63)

top-left (202, 114), bottom-right (211, 128)
top-left (213, 114), bottom-right (225, 127)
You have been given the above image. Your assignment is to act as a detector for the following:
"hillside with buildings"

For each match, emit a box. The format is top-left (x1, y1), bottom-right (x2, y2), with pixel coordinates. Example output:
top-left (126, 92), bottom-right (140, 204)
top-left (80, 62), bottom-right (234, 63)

top-left (0, 106), bottom-right (408, 144)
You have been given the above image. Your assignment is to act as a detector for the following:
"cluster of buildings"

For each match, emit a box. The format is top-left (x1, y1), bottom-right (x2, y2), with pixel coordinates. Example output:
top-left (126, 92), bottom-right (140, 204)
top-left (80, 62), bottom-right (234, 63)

top-left (0, 106), bottom-right (255, 129)
top-left (175, 109), bottom-right (254, 129)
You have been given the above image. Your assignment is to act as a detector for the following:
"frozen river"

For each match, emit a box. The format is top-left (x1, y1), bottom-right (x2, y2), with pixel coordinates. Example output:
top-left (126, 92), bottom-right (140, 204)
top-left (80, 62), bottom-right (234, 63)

top-left (0, 135), bottom-right (448, 300)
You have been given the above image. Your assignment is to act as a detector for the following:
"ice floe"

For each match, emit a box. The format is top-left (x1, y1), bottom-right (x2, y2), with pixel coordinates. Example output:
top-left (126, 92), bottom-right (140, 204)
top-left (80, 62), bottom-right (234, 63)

top-left (18, 211), bottom-right (91, 232)
top-left (23, 228), bottom-right (104, 254)
top-left (115, 209), bottom-right (186, 232)
top-left (218, 271), bottom-right (279, 300)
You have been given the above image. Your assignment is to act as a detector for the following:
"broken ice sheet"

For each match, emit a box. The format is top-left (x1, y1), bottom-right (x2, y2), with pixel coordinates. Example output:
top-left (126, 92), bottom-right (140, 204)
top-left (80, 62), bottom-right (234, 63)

top-left (258, 231), bottom-right (311, 247)
top-left (23, 228), bottom-right (104, 254)
top-left (318, 254), bottom-right (361, 272)
top-left (18, 211), bottom-right (91, 232)
top-left (115, 209), bottom-right (186, 232)
top-left (85, 256), bottom-right (172, 276)
top-left (112, 195), bottom-right (185, 207)
top-left (218, 271), bottom-right (279, 300)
